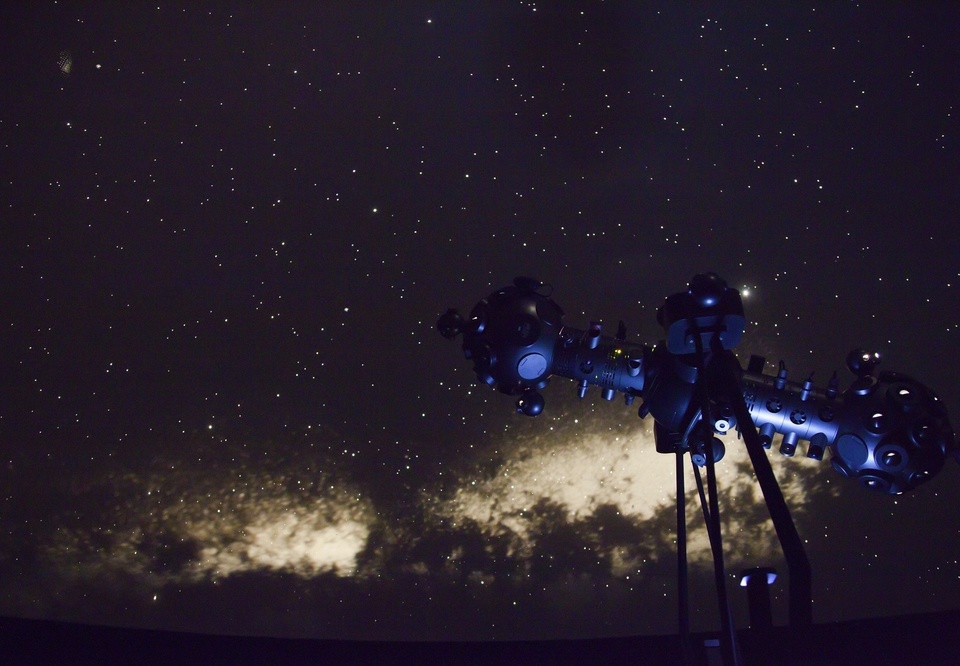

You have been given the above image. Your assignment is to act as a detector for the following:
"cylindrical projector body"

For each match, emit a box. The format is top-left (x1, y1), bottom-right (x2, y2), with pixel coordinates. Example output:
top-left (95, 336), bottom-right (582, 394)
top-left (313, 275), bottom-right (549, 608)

top-left (742, 371), bottom-right (953, 494)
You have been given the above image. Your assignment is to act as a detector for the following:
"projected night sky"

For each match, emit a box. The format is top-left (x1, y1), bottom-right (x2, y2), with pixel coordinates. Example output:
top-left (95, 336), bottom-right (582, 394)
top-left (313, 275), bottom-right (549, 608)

top-left (2, 2), bottom-right (960, 641)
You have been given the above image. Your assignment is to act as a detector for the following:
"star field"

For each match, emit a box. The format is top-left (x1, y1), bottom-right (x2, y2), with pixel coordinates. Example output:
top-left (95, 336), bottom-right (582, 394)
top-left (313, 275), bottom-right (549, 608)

top-left (1, 1), bottom-right (960, 641)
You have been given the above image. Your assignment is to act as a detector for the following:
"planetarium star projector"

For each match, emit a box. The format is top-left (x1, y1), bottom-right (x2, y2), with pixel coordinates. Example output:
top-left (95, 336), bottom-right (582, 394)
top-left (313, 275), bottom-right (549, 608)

top-left (439, 274), bottom-right (958, 658)
top-left (437, 274), bottom-right (956, 495)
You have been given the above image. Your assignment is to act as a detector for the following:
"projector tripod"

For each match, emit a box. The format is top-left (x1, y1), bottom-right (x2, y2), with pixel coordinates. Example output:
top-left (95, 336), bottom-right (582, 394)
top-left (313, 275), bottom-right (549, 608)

top-left (657, 323), bottom-right (812, 666)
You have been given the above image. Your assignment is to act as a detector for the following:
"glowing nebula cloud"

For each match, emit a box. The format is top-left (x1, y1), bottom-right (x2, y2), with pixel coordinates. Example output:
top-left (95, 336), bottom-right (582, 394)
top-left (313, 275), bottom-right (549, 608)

top-left (239, 515), bottom-right (368, 575)
top-left (57, 50), bottom-right (72, 75)
top-left (36, 420), bottom-right (831, 589)
top-left (12, 413), bottom-right (835, 639)
top-left (191, 505), bottom-right (372, 580)
top-left (437, 417), bottom-right (832, 576)
top-left (41, 448), bottom-right (375, 585)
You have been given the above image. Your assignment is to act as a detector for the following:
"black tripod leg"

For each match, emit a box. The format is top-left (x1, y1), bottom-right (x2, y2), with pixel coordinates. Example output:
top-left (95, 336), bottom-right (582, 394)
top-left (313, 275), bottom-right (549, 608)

top-left (655, 423), bottom-right (695, 663)
top-left (721, 352), bottom-right (813, 626)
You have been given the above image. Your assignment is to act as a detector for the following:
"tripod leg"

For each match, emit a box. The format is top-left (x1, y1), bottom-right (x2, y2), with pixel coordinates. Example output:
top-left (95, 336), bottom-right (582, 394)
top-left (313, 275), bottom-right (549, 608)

top-left (676, 449), bottom-right (690, 638)
top-left (718, 351), bottom-right (813, 626)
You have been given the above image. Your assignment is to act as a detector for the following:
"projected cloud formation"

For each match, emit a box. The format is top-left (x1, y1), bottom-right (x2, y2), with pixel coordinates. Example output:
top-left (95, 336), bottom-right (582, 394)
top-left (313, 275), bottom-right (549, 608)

top-left (33, 417), bottom-right (830, 590)
top-left (436, 418), bottom-right (833, 578)
top-left (39, 442), bottom-right (375, 586)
